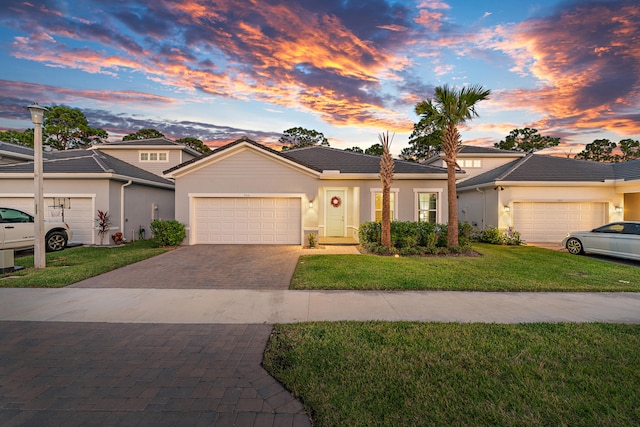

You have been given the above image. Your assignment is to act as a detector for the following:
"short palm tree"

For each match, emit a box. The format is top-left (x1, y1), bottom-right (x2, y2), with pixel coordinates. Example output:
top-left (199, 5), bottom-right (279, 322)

top-left (415, 84), bottom-right (490, 247)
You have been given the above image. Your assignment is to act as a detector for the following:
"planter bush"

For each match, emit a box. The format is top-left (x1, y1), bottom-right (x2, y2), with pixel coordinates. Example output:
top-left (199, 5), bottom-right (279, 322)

top-left (359, 221), bottom-right (474, 255)
top-left (149, 220), bottom-right (186, 247)
top-left (472, 226), bottom-right (522, 245)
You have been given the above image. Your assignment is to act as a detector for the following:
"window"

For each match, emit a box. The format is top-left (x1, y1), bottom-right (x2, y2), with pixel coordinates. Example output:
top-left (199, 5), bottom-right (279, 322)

top-left (139, 151), bottom-right (168, 162)
top-left (0, 208), bottom-right (32, 224)
top-left (417, 193), bottom-right (437, 223)
top-left (373, 192), bottom-right (396, 221)
top-left (461, 159), bottom-right (481, 168)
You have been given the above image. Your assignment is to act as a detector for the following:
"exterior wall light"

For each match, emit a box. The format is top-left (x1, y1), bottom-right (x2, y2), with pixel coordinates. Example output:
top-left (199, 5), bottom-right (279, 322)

top-left (309, 200), bottom-right (314, 208)
top-left (615, 206), bottom-right (623, 213)
top-left (503, 205), bottom-right (510, 212)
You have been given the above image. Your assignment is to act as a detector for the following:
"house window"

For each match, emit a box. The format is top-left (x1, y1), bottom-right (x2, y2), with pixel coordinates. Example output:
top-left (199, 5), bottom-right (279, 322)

top-left (417, 193), bottom-right (437, 223)
top-left (373, 192), bottom-right (396, 221)
top-left (139, 151), bottom-right (168, 162)
top-left (461, 159), bottom-right (481, 168)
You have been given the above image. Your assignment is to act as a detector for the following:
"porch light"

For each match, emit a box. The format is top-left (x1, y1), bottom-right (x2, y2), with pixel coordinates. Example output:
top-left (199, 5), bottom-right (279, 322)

top-left (309, 199), bottom-right (314, 208)
top-left (503, 205), bottom-right (510, 212)
top-left (615, 206), bottom-right (623, 213)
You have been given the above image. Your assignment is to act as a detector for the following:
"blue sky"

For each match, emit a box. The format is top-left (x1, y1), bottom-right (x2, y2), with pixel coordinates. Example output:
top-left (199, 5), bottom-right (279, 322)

top-left (0, 0), bottom-right (638, 156)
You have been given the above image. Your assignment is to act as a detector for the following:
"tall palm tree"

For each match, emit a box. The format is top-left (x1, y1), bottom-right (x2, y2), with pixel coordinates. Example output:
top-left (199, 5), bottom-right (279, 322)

top-left (415, 84), bottom-right (491, 247)
top-left (379, 131), bottom-right (394, 249)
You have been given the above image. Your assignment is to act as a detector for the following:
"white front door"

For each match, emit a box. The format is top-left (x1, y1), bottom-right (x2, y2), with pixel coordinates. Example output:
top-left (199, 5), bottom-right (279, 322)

top-left (326, 190), bottom-right (345, 236)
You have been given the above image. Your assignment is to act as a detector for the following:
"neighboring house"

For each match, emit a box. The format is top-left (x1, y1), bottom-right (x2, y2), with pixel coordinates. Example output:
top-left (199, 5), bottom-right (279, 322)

top-left (163, 137), bottom-right (453, 245)
top-left (457, 154), bottom-right (640, 243)
top-left (90, 137), bottom-right (201, 176)
top-left (0, 149), bottom-right (174, 245)
top-left (423, 145), bottom-right (525, 181)
top-left (0, 141), bottom-right (34, 165)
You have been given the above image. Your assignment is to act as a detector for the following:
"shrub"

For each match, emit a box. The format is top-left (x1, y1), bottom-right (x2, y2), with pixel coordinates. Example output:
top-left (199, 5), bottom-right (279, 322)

top-left (358, 221), bottom-right (474, 255)
top-left (149, 220), bottom-right (186, 246)
top-left (472, 226), bottom-right (522, 246)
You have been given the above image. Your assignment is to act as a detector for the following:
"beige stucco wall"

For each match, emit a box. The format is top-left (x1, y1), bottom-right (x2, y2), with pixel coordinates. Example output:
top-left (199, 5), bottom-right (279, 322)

top-left (459, 184), bottom-right (624, 231)
top-left (97, 148), bottom-right (187, 176)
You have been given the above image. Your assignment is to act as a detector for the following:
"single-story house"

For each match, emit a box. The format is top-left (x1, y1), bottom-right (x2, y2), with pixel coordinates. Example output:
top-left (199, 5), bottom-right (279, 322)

top-left (163, 137), bottom-right (453, 245)
top-left (0, 148), bottom-right (175, 245)
top-left (89, 137), bottom-right (201, 177)
top-left (456, 154), bottom-right (640, 243)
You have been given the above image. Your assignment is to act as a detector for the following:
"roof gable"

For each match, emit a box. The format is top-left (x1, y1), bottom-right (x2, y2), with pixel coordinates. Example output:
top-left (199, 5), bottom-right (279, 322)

top-left (92, 137), bottom-right (201, 157)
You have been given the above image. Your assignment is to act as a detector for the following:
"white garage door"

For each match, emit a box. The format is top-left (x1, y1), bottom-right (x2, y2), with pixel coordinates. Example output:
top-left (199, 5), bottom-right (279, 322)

top-left (194, 197), bottom-right (301, 244)
top-left (0, 197), bottom-right (94, 244)
top-left (513, 202), bottom-right (607, 242)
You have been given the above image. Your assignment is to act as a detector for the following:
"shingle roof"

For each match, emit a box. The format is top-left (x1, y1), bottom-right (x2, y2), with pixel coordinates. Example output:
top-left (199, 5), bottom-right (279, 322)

top-left (0, 149), bottom-right (173, 186)
top-left (282, 145), bottom-right (448, 174)
top-left (458, 154), bottom-right (619, 189)
top-left (0, 141), bottom-right (34, 159)
top-left (613, 160), bottom-right (640, 181)
top-left (165, 137), bottom-right (449, 176)
top-left (458, 145), bottom-right (524, 155)
top-left (93, 137), bottom-right (201, 157)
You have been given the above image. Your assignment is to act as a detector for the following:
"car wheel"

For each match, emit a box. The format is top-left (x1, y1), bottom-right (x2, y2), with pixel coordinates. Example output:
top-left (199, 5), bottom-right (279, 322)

top-left (45, 231), bottom-right (67, 252)
top-left (566, 237), bottom-right (584, 255)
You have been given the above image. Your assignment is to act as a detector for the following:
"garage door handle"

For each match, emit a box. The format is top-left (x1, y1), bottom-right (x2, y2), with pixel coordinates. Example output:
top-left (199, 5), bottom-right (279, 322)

top-left (4, 226), bottom-right (14, 229)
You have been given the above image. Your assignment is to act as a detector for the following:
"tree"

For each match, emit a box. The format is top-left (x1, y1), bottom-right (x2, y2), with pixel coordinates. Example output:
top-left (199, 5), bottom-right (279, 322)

top-left (44, 106), bottom-right (108, 150)
top-left (574, 138), bottom-right (640, 162)
top-left (345, 146), bottom-right (364, 153)
top-left (494, 127), bottom-right (560, 153)
top-left (0, 129), bottom-right (34, 147)
top-left (414, 84), bottom-right (491, 247)
top-left (574, 139), bottom-right (617, 162)
top-left (618, 138), bottom-right (640, 161)
top-left (365, 144), bottom-right (384, 156)
top-left (399, 115), bottom-right (443, 162)
top-left (176, 137), bottom-right (211, 154)
top-left (379, 132), bottom-right (394, 249)
top-left (123, 128), bottom-right (165, 141)
top-left (279, 127), bottom-right (329, 151)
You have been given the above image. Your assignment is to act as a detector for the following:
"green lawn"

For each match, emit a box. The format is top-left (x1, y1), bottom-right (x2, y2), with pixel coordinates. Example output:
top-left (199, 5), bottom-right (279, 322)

top-left (291, 243), bottom-right (640, 291)
top-left (0, 240), bottom-right (170, 287)
top-left (264, 322), bottom-right (640, 427)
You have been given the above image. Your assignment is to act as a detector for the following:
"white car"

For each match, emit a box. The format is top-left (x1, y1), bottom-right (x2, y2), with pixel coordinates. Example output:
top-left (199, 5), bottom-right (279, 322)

top-left (562, 221), bottom-right (640, 262)
top-left (0, 207), bottom-right (73, 252)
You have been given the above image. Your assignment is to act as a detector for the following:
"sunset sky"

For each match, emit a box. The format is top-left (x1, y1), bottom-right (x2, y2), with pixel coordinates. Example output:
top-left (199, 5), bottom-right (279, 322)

top-left (0, 0), bottom-right (638, 155)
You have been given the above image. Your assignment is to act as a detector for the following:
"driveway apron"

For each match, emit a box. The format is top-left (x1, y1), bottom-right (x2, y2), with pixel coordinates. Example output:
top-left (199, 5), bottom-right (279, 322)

top-left (70, 245), bottom-right (301, 290)
top-left (2, 245), bottom-right (312, 427)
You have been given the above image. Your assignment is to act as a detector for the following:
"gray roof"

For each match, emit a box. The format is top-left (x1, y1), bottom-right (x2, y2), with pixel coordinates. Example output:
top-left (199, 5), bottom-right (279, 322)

top-left (165, 137), bottom-right (449, 176)
top-left (283, 145), bottom-right (448, 174)
top-left (423, 144), bottom-right (524, 165)
top-left (93, 137), bottom-right (201, 157)
top-left (457, 154), bottom-right (639, 189)
top-left (0, 141), bottom-right (34, 159)
top-left (0, 149), bottom-right (173, 186)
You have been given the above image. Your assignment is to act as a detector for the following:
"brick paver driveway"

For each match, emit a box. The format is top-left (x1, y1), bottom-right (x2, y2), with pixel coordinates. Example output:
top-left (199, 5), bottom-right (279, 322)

top-left (70, 245), bottom-right (301, 290)
top-left (2, 245), bottom-right (312, 426)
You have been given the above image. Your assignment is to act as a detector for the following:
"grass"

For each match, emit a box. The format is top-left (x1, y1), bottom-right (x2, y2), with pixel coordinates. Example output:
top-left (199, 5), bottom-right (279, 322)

top-left (291, 243), bottom-right (640, 291)
top-left (0, 240), bottom-right (170, 287)
top-left (264, 322), bottom-right (640, 427)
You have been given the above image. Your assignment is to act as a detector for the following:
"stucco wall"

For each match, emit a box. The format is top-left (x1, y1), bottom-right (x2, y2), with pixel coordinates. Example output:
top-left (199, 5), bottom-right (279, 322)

top-left (122, 184), bottom-right (175, 241)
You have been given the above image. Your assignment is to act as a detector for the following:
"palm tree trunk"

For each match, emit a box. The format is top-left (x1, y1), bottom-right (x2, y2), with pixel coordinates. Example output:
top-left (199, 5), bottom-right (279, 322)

top-left (443, 123), bottom-right (460, 247)
top-left (379, 132), bottom-right (394, 248)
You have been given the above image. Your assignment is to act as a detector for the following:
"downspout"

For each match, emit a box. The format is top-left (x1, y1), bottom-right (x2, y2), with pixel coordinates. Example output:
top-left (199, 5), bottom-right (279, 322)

top-left (121, 180), bottom-right (132, 240)
top-left (476, 187), bottom-right (486, 229)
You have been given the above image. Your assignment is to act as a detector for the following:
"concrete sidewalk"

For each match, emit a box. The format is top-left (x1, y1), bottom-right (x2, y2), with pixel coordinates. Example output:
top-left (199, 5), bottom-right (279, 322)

top-left (1, 288), bottom-right (639, 324)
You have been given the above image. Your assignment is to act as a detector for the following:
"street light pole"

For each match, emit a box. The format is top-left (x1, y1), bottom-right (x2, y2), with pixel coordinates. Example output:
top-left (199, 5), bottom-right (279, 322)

top-left (26, 103), bottom-right (47, 269)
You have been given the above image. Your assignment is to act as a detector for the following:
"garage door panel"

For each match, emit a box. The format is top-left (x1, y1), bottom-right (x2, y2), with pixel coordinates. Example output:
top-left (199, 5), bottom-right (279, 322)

top-left (194, 197), bottom-right (301, 244)
top-left (514, 202), bottom-right (606, 242)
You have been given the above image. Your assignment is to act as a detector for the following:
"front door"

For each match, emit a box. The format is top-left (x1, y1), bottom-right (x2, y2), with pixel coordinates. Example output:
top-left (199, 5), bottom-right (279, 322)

top-left (326, 190), bottom-right (345, 236)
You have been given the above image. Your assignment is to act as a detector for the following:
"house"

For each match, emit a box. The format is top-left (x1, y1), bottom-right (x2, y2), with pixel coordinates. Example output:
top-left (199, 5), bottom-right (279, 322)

top-left (163, 137), bottom-right (453, 245)
top-left (0, 141), bottom-right (34, 165)
top-left (89, 137), bottom-right (201, 176)
top-left (423, 145), bottom-right (526, 181)
top-left (0, 148), bottom-right (174, 245)
top-left (456, 154), bottom-right (640, 243)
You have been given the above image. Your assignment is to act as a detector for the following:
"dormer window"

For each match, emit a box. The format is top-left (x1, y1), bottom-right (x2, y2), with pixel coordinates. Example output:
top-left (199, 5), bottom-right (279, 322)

top-left (460, 159), bottom-right (481, 168)
top-left (139, 151), bottom-right (168, 162)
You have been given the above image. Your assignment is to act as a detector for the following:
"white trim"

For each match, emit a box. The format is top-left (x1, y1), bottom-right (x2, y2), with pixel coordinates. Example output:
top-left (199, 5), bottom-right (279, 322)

top-left (370, 188), bottom-right (399, 221)
top-left (139, 151), bottom-right (169, 163)
top-left (413, 188), bottom-right (443, 223)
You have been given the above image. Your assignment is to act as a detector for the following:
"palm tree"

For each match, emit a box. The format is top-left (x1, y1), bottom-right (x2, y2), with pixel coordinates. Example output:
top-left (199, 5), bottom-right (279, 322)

top-left (379, 132), bottom-right (394, 248)
top-left (415, 84), bottom-right (490, 247)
